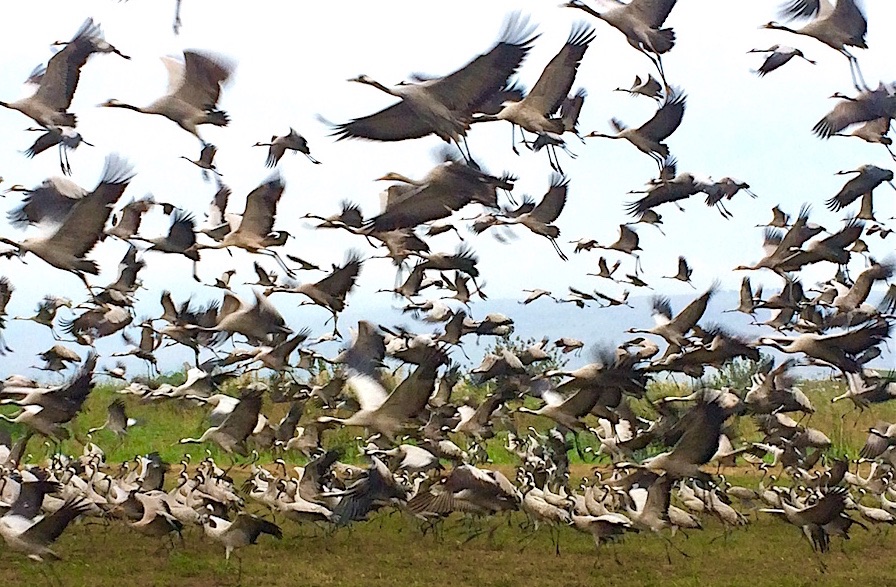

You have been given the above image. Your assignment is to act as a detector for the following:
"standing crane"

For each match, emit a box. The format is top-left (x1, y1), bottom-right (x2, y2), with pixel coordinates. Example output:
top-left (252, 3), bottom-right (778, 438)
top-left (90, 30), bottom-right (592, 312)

top-left (200, 511), bottom-right (282, 583)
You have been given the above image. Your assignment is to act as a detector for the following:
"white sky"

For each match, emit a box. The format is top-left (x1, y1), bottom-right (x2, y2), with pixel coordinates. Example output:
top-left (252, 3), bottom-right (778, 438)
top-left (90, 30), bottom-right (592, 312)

top-left (1, 0), bottom-right (895, 375)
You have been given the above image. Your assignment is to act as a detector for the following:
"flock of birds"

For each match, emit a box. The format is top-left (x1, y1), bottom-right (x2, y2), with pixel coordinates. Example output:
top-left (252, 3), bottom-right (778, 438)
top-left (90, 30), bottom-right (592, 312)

top-left (3, 0), bottom-right (896, 581)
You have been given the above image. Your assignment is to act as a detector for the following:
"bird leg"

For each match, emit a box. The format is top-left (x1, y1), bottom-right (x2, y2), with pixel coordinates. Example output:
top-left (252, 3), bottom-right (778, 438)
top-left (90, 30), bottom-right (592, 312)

top-left (842, 50), bottom-right (868, 92)
top-left (173, 0), bottom-right (183, 34)
top-left (611, 541), bottom-right (623, 566)
top-left (646, 51), bottom-right (669, 91)
top-left (58, 144), bottom-right (71, 176)
top-left (516, 527), bottom-right (538, 552)
top-left (546, 144), bottom-right (566, 174)
top-left (258, 250), bottom-right (296, 280)
top-left (39, 564), bottom-right (60, 587)
top-left (662, 533), bottom-right (689, 560)
top-left (549, 238), bottom-right (569, 262)
top-left (76, 273), bottom-right (100, 305)
top-left (324, 310), bottom-right (341, 339)
top-left (554, 525), bottom-right (561, 556)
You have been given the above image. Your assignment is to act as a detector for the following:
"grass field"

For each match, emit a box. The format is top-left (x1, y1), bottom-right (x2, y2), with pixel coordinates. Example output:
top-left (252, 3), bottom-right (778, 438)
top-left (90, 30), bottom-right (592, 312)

top-left (1, 484), bottom-right (894, 587)
top-left (2, 374), bottom-right (896, 585)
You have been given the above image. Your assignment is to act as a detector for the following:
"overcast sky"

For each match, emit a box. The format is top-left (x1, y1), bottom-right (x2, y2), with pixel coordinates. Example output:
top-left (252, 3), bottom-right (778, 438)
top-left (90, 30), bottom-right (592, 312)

top-left (1, 0), bottom-right (895, 375)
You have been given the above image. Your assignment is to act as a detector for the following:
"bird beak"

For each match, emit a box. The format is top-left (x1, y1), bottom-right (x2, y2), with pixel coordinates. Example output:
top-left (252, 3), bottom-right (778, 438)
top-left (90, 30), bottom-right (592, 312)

top-left (888, 181), bottom-right (896, 193)
top-left (304, 153), bottom-right (321, 165)
top-left (82, 139), bottom-right (94, 147)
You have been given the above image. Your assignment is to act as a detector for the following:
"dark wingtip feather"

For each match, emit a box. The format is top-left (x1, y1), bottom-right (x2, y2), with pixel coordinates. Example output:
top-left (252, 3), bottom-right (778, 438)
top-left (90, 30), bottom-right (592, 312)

top-left (100, 154), bottom-right (135, 185)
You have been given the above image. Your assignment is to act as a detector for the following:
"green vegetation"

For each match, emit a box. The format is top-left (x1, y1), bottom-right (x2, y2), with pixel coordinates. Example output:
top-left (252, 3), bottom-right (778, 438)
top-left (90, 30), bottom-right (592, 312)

top-left (4, 360), bottom-right (896, 585)
top-left (1, 477), bottom-right (894, 587)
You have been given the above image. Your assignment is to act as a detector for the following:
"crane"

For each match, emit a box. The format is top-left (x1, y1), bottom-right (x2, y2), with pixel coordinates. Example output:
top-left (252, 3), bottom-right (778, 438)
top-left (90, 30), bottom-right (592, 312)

top-left (332, 12), bottom-right (537, 161)
top-left (763, 0), bottom-right (868, 90)
top-left (101, 50), bottom-right (234, 144)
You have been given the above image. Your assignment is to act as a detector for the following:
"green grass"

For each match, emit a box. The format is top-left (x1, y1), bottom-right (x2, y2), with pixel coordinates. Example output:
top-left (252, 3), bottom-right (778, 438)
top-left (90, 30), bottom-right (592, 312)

top-left (1, 499), bottom-right (894, 587)
top-left (4, 372), bottom-right (896, 584)
top-left (6, 370), bottom-right (896, 466)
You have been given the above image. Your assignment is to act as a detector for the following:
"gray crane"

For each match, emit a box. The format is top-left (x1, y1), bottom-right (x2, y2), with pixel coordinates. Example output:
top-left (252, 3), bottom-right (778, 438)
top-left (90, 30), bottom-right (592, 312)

top-left (825, 164), bottom-right (895, 217)
top-left (0, 155), bottom-right (132, 295)
top-left (332, 12), bottom-right (537, 161)
top-left (87, 399), bottom-right (137, 438)
top-left (0, 18), bottom-right (126, 129)
top-left (565, 0), bottom-right (678, 83)
top-left (6, 176), bottom-right (86, 228)
top-left (586, 89), bottom-right (686, 169)
top-left (319, 347), bottom-right (445, 440)
top-left (0, 495), bottom-right (90, 566)
top-left (482, 23), bottom-right (594, 167)
top-left (813, 83), bottom-right (896, 138)
top-left (200, 511), bottom-right (282, 582)
top-left (615, 74), bottom-right (664, 101)
top-left (266, 251), bottom-right (363, 335)
top-left (763, 0), bottom-right (868, 90)
top-left (254, 128), bottom-right (320, 167)
top-left (23, 127), bottom-right (93, 175)
top-left (626, 284), bottom-right (717, 348)
top-left (366, 158), bottom-right (512, 233)
top-left (180, 384), bottom-right (264, 456)
top-left (749, 44), bottom-right (816, 76)
top-left (181, 143), bottom-right (222, 180)
top-left (759, 319), bottom-right (890, 374)
top-left (0, 277), bottom-right (11, 354)
top-left (197, 175), bottom-right (295, 278)
top-left (495, 175), bottom-right (569, 260)
top-left (101, 50), bottom-right (234, 144)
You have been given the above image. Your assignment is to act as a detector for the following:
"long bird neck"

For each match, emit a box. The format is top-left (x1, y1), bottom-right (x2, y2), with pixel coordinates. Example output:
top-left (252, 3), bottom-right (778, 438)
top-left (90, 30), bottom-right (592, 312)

top-left (765, 23), bottom-right (799, 35)
top-left (358, 77), bottom-right (399, 97)
top-left (567, 2), bottom-right (604, 20)
top-left (106, 101), bottom-right (146, 113)
top-left (383, 173), bottom-right (423, 186)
